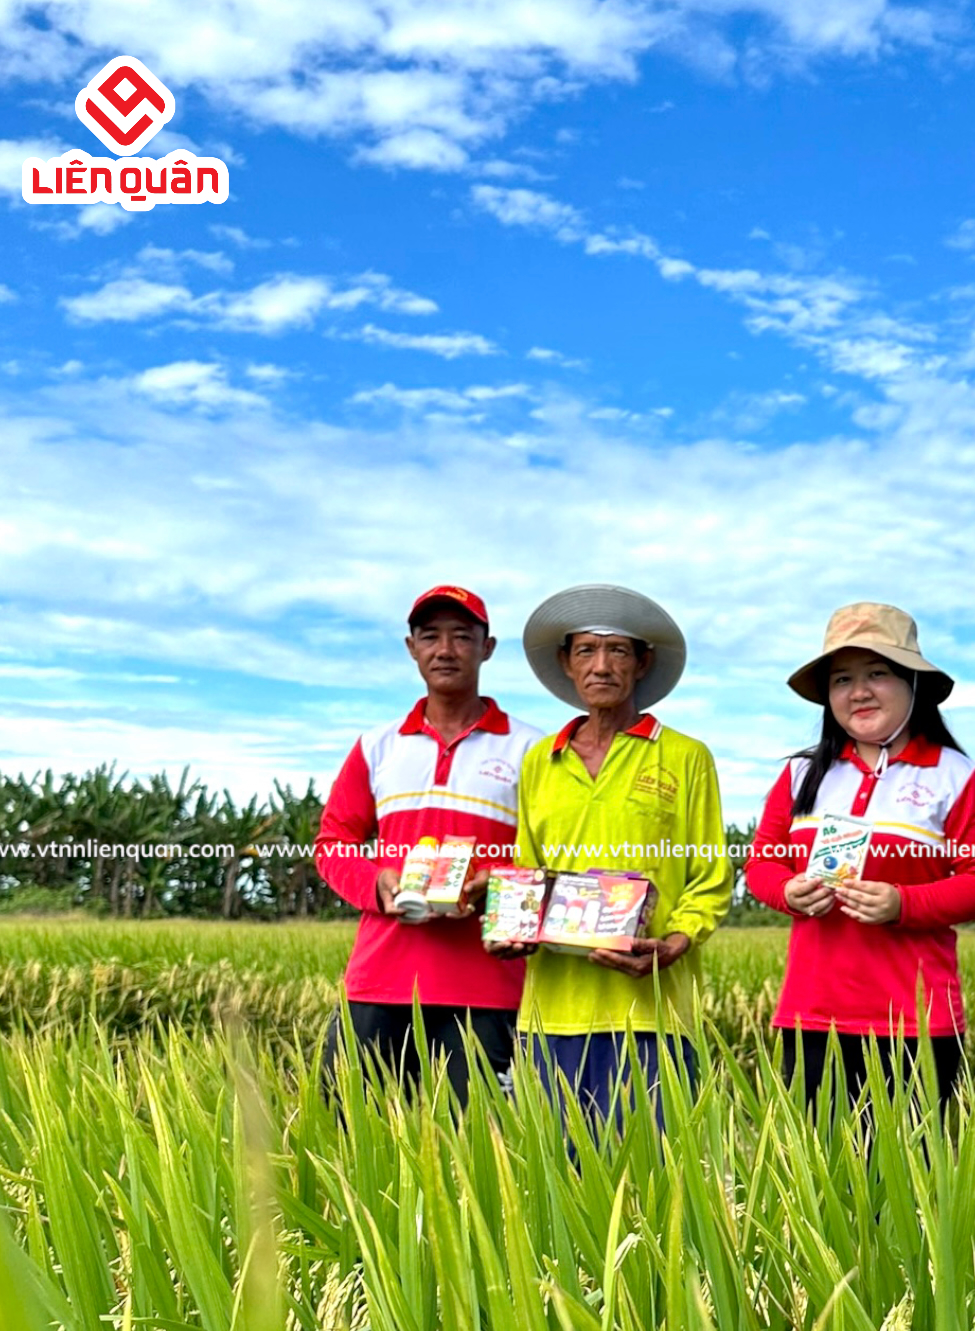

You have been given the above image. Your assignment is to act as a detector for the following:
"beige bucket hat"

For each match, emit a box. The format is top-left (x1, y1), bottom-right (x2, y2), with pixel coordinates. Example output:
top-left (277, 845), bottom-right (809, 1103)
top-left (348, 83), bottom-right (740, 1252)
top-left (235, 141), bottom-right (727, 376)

top-left (788, 602), bottom-right (953, 704)
top-left (523, 584), bottom-right (686, 710)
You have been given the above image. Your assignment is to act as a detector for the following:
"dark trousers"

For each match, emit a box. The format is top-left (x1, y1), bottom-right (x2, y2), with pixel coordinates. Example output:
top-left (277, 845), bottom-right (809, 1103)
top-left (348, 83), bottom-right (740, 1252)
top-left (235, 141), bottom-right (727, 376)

top-left (781, 1028), bottom-right (963, 1114)
top-left (526, 1030), bottom-right (696, 1131)
top-left (324, 1001), bottom-right (517, 1107)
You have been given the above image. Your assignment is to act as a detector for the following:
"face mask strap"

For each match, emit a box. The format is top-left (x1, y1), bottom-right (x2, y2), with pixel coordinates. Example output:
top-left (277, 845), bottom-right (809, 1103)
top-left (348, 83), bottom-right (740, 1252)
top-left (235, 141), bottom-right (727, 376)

top-left (872, 671), bottom-right (917, 777)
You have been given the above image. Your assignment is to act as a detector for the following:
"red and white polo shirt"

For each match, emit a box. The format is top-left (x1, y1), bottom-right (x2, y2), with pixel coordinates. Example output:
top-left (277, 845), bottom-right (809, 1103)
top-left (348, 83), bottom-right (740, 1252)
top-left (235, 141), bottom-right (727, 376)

top-left (315, 697), bottom-right (542, 1007)
top-left (747, 735), bottom-right (975, 1036)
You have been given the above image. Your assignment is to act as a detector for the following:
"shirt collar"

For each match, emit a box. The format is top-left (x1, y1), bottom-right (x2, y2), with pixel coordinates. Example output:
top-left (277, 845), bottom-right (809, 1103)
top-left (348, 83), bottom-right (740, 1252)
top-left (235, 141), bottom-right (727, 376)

top-left (840, 732), bottom-right (940, 772)
top-left (550, 712), bottom-right (660, 755)
top-left (399, 695), bottom-right (510, 737)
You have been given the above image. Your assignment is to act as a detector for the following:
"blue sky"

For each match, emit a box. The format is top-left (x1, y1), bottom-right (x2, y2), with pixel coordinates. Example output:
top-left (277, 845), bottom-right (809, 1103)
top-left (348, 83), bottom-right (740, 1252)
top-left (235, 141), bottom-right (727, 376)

top-left (1, 0), bottom-right (974, 824)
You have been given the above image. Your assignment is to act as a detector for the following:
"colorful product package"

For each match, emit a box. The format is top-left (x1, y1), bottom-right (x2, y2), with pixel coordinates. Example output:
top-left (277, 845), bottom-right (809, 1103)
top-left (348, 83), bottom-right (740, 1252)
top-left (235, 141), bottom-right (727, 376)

top-left (395, 836), bottom-right (439, 922)
top-left (807, 813), bottom-right (873, 888)
top-left (426, 836), bottom-right (477, 913)
top-left (481, 867), bottom-right (547, 945)
top-left (538, 871), bottom-right (655, 953)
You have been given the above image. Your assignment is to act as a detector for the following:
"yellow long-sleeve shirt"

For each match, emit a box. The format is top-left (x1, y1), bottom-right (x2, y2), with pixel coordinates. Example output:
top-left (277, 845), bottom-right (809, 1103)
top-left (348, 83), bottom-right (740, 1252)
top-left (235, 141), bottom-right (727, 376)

top-left (515, 713), bottom-right (732, 1035)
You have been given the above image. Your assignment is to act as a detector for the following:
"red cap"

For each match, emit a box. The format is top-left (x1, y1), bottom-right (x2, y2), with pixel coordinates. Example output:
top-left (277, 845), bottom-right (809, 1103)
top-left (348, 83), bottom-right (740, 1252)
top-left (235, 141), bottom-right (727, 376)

top-left (409, 585), bottom-right (489, 629)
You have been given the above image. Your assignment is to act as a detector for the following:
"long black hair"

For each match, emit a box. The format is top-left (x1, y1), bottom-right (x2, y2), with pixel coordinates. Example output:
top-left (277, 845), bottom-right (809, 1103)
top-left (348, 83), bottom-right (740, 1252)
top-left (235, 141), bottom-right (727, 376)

top-left (792, 660), bottom-right (966, 816)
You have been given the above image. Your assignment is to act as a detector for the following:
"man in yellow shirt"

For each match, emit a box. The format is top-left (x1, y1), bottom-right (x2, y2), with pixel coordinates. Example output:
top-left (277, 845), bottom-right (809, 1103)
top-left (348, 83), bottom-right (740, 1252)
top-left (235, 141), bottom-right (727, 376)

top-left (501, 583), bottom-right (732, 1122)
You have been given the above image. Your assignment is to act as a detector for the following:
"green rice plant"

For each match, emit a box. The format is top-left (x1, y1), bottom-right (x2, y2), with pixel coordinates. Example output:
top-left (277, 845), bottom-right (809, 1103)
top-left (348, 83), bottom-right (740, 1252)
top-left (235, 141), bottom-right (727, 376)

top-left (0, 927), bottom-right (974, 1326)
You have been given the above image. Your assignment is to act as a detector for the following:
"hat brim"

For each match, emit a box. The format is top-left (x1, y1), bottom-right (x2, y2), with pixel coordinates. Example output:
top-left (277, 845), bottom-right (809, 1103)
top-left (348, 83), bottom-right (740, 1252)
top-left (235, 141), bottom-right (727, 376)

top-left (788, 639), bottom-right (954, 704)
top-left (523, 584), bottom-right (686, 710)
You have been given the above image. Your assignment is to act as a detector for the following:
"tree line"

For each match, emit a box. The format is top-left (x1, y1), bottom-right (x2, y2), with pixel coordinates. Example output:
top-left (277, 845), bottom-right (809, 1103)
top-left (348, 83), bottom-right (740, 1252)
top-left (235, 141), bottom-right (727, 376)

top-left (0, 765), bottom-right (761, 920)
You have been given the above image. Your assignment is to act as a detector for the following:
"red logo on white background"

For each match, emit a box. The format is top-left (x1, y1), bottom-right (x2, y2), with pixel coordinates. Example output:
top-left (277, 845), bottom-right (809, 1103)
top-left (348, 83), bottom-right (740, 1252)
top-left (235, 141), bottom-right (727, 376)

top-left (23, 54), bottom-right (228, 211)
top-left (75, 56), bottom-right (175, 156)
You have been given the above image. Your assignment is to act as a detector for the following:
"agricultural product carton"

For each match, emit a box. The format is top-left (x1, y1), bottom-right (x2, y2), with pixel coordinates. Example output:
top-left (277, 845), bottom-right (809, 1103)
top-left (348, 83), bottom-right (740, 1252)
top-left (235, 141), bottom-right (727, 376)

top-left (426, 836), bottom-right (477, 913)
top-left (538, 871), bottom-right (655, 954)
top-left (481, 867), bottom-right (547, 945)
top-left (807, 814), bottom-right (873, 888)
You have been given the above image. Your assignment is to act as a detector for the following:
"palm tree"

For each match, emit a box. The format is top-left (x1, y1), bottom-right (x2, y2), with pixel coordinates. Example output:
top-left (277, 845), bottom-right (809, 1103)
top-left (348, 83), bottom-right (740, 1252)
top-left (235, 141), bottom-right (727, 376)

top-left (204, 793), bottom-right (277, 919)
top-left (268, 779), bottom-right (322, 917)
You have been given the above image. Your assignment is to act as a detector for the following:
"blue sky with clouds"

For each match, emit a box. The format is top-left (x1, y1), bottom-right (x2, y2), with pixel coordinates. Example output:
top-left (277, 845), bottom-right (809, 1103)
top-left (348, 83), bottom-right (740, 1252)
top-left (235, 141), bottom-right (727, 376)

top-left (1, 0), bottom-right (974, 823)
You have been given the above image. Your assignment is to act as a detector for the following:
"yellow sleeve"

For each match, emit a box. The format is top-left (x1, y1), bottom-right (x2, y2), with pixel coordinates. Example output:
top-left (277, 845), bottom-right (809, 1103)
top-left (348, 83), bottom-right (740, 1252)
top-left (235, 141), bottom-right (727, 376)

top-left (514, 746), bottom-right (545, 870)
top-left (664, 748), bottom-right (733, 945)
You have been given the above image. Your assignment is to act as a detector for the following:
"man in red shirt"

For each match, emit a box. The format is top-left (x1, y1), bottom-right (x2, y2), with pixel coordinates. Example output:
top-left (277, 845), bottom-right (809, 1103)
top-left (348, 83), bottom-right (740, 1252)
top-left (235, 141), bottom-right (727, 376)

top-left (315, 585), bottom-right (541, 1102)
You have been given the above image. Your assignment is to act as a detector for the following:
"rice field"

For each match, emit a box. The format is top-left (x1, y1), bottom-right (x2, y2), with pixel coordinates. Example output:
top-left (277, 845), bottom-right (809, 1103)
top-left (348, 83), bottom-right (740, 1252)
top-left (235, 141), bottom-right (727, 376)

top-left (1, 919), bottom-right (974, 1328)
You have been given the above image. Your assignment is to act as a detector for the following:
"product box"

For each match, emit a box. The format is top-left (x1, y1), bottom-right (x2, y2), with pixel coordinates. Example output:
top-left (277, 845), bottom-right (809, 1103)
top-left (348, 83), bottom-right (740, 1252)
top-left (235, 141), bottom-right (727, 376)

top-left (538, 871), bottom-right (655, 954)
top-left (481, 867), bottom-right (547, 945)
top-left (426, 835), bottom-right (477, 913)
top-left (807, 813), bottom-right (873, 887)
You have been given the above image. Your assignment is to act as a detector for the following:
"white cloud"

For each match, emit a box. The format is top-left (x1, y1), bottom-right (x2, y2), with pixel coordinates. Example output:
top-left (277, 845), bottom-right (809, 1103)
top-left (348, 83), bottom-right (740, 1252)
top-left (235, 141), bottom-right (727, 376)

top-left (149, 128), bottom-right (244, 167)
top-left (0, 3), bottom-right (960, 181)
top-left (738, 0), bottom-right (947, 59)
top-left (588, 406), bottom-right (643, 422)
top-left (0, 135), bottom-right (64, 197)
top-left (137, 244), bottom-right (235, 277)
top-left (526, 345), bottom-right (588, 370)
top-left (38, 204), bottom-right (135, 240)
top-left (0, 663), bottom-right (179, 683)
top-left (194, 275), bottom-right (333, 332)
top-left (72, 204), bottom-right (134, 235)
top-left (30, 201), bottom-right (136, 239)
top-left (705, 387), bottom-right (807, 433)
top-left (472, 159), bottom-right (550, 182)
top-left (946, 219), bottom-right (975, 252)
top-left (245, 363), bottom-right (293, 385)
top-left (61, 278), bottom-right (193, 323)
top-left (59, 269), bottom-right (438, 332)
top-left (473, 183), bottom-right (942, 387)
top-left (209, 224), bottom-right (272, 250)
top-left (355, 129), bottom-right (470, 171)
top-left (584, 231), bottom-right (660, 258)
top-left (3, 365), bottom-right (975, 816)
top-left (349, 324), bottom-right (501, 358)
top-left (0, 711), bottom-right (348, 807)
top-left (471, 184), bottom-right (586, 240)
top-left (321, 271), bottom-right (438, 315)
top-left (0, 285), bottom-right (16, 304)
top-left (130, 361), bottom-right (268, 412)
top-left (349, 381), bottom-right (530, 411)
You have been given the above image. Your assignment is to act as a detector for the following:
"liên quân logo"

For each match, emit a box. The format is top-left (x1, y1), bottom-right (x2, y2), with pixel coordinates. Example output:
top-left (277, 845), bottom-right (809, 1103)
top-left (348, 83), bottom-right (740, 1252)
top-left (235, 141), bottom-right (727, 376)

top-left (22, 56), bottom-right (229, 212)
top-left (75, 56), bottom-right (175, 154)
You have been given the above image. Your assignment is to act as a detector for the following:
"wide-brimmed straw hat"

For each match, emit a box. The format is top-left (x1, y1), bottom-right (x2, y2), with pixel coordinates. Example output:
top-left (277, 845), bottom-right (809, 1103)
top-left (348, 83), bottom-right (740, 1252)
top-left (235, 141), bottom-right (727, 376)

top-left (788, 602), bottom-right (953, 704)
top-left (523, 584), bottom-right (686, 710)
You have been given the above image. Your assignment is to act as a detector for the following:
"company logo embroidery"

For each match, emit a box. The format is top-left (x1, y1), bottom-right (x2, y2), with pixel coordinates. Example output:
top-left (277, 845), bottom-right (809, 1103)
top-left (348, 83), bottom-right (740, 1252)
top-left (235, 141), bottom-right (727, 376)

top-left (446, 587), bottom-right (469, 601)
top-left (22, 56), bottom-right (228, 212)
top-left (75, 58), bottom-right (175, 155)
top-left (632, 768), bottom-right (679, 804)
top-left (478, 758), bottom-right (517, 786)
top-left (895, 780), bottom-right (936, 810)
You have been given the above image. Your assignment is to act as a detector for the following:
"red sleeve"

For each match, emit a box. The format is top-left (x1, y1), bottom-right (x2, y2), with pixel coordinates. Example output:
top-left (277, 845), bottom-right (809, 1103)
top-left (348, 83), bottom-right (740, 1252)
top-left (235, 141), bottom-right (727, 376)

top-left (896, 769), bottom-right (975, 929)
top-left (746, 764), bottom-right (800, 915)
top-left (314, 740), bottom-right (382, 914)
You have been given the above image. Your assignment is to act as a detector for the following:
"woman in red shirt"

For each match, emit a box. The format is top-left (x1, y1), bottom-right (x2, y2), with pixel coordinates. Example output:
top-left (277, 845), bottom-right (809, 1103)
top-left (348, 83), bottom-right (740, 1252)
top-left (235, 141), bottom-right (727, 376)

top-left (747, 602), bottom-right (975, 1108)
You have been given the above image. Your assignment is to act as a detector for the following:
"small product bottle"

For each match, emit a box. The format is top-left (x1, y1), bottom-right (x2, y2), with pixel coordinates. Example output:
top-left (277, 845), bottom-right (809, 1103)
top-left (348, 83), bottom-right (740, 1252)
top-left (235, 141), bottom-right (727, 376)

top-left (564, 899), bottom-right (584, 934)
top-left (581, 898), bottom-right (602, 935)
top-left (396, 837), bottom-right (439, 923)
